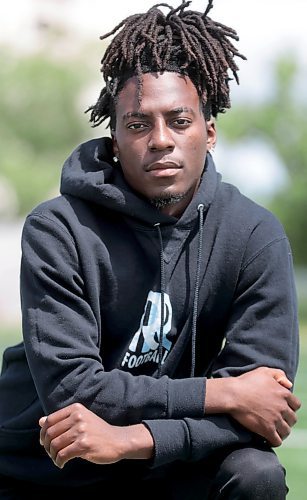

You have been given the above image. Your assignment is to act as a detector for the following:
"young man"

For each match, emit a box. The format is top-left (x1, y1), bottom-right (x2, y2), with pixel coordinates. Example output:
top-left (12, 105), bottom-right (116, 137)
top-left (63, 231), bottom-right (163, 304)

top-left (0, 1), bottom-right (300, 498)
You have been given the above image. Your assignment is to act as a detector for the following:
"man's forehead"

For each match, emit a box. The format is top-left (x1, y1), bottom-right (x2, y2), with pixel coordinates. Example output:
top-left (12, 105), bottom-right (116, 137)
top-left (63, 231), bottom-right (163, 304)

top-left (116, 72), bottom-right (201, 110)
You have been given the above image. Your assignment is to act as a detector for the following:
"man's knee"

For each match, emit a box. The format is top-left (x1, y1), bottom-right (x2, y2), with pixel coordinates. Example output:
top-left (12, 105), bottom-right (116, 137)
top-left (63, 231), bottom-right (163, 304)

top-left (214, 446), bottom-right (287, 499)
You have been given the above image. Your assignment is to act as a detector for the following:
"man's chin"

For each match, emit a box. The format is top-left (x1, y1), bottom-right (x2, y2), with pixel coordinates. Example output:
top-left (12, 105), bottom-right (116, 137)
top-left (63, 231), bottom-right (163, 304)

top-left (149, 192), bottom-right (188, 210)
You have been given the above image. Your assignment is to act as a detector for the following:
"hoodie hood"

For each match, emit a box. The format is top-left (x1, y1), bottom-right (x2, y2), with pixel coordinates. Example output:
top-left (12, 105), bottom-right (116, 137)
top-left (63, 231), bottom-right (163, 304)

top-left (60, 137), bottom-right (221, 378)
top-left (60, 137), bottom-right (220, 227)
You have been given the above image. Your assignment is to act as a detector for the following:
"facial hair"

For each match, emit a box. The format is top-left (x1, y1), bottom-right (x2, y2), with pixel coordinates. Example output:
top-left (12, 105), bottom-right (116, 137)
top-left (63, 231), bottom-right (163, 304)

top-left (149, 192), bottom-right (189, 210)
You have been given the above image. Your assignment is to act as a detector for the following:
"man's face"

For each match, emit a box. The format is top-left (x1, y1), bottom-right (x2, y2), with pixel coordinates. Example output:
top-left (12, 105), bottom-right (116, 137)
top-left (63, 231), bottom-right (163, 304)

top-left (112, 72), bottom-right (216, 217)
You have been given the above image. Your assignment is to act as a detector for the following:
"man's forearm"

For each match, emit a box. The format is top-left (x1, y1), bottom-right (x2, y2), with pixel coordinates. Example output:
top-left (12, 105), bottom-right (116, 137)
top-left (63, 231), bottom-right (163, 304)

top-left (121, 424), bottom-right (154, 460)
top-left (204, 377), bottom-right (235, 413)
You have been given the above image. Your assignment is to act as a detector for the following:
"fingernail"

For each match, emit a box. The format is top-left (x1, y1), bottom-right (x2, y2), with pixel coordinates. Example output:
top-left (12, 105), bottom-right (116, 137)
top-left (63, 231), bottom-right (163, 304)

top-left (39, 416), bottom-right (47, 426)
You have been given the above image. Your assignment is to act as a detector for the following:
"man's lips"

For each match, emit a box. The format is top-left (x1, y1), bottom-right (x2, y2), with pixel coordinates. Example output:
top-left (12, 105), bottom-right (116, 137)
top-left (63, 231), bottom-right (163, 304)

top-left (145, 161), bottom-right (182, 172)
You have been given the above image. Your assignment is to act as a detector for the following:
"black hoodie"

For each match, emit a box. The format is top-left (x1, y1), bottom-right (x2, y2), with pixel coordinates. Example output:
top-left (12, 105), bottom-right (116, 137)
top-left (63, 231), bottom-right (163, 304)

top-left (0, 137), bottom-right (299, 485)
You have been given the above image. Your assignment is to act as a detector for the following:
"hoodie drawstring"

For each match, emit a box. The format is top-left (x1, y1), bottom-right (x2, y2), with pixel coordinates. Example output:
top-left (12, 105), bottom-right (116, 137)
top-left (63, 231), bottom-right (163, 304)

top-left (190, 203), bottom-right (204, 376)
top-left (154, 223), bottom-right (165, 378)
top-left (154, 204), bottom-right (204, 378)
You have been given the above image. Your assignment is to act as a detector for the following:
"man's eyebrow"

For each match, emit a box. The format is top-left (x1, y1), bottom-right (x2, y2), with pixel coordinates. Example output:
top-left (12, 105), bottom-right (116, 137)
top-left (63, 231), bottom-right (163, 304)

top-left (122, 111), bottom-right (148, 120)
top-left (122, 107), bottom-right (195, 120)
top-left (170, 107), bottom-right (195, 114)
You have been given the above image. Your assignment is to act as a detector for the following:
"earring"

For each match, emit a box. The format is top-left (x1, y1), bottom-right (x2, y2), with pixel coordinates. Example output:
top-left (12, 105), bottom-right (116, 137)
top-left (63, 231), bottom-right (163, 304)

top-left (113, 156), bottom-right (119, 163)
top-left (207, 142), bottom-right (215, 153)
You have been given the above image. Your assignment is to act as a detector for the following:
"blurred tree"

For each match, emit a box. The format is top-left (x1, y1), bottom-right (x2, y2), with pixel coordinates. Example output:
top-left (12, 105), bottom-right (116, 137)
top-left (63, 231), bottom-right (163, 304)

top-left (0, 49), bottom-right (90, 215)
top-left (219, 56), bottom-right (307, 266)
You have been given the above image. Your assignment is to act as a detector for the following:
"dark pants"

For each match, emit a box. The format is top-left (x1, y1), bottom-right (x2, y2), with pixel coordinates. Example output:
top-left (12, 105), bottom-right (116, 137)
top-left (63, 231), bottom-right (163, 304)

top-left (0, 446), bottom-right (288, 499)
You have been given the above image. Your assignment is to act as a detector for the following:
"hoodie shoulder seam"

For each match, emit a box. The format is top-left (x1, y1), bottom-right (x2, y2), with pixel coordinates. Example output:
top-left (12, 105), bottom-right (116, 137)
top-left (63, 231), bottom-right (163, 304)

top-left (26, 213), bottom-right (75, 246)
top-left (241, 235), bottom-right (287, 272)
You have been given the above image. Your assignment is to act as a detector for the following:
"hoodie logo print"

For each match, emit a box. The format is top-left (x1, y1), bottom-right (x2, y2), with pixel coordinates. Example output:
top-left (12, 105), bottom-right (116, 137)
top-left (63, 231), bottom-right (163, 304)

top-left (121, 291), bottom-right (173, 370)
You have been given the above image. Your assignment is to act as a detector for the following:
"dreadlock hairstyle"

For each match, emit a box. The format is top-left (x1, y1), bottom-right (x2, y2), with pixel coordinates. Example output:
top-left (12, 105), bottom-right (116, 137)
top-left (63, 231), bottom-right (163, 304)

top-left (87, 0), bottom-right (246, 128)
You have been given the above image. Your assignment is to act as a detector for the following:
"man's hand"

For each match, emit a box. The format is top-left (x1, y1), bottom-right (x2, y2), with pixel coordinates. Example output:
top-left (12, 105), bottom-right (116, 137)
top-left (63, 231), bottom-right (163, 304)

top-left (39, 403), bottom-right (154, 469)
top-left (205, 367), bottom-right (301, 447)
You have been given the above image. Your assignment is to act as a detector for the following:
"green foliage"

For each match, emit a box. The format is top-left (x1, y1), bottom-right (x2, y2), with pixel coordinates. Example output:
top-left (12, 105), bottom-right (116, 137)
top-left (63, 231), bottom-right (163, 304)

top-left (0, 49), bottom-right (90, 215)
top-left (219, 55), bottom-right (307, 265)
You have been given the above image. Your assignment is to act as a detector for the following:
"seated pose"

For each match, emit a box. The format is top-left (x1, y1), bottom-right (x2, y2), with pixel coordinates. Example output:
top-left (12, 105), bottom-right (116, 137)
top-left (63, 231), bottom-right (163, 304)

top-left (0, 1), bottom-right (300, 499)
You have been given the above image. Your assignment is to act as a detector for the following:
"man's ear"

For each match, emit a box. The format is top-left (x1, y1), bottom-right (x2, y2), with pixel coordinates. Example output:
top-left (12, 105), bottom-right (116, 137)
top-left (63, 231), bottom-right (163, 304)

top-left (111, 131), bottom-right (119, 159)
top-left (206, 119), bottom-right (217, 152)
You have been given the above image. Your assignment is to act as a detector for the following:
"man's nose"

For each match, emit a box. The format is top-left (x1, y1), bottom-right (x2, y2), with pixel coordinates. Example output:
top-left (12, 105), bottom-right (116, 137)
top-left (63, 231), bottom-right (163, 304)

top-left (148, 121), bottom-right (175, 151)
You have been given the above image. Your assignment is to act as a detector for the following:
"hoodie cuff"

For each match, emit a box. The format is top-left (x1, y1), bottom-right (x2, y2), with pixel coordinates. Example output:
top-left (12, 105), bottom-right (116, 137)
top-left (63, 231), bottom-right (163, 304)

top-left (143, 419), bottom-right (190, 468)
top-left (167, 377), bottom-right (206, 419)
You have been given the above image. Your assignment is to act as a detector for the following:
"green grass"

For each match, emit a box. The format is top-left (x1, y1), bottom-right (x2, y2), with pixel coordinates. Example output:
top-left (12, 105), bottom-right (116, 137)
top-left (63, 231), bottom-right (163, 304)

top-left (277, 449), bottom-right (307, 499)
top-left (274, 325), bottom-right (307, 499)
top-left (0, 325), bottom-right (306, 498)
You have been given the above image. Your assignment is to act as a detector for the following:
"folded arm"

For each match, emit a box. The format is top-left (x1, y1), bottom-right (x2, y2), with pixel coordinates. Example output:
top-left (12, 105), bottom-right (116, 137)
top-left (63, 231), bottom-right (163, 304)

top-left (29, 213), bottom-right (300, 467)
top-left (39, 368), bottom-right (300, 469)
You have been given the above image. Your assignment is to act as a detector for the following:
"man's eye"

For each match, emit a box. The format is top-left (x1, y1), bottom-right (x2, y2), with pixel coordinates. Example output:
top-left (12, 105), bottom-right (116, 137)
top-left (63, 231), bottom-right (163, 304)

top-left (173, 118), bottom-right (191, 127)
top-left (127, 123), bottom-right (147, 130)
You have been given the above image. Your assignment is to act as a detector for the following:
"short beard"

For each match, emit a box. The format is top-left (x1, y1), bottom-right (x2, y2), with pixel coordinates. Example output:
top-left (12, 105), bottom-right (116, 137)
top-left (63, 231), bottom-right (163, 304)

top-left (149, 192), bottom-right (188, 210)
